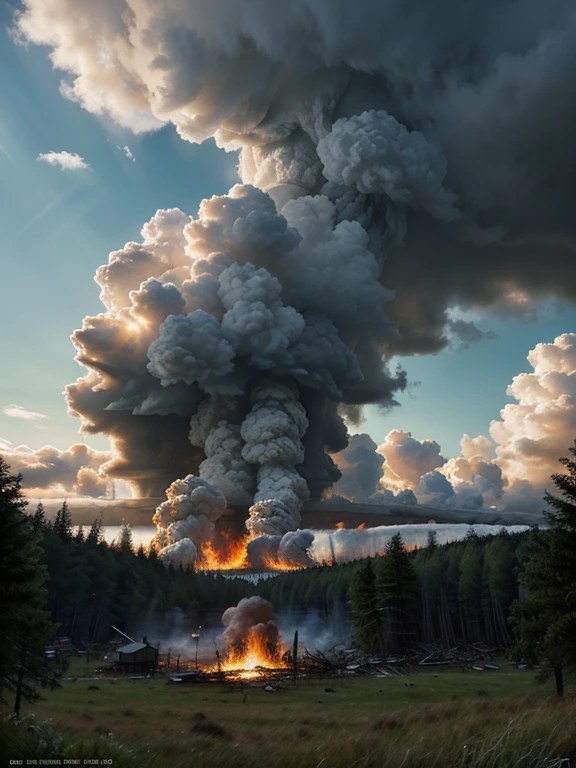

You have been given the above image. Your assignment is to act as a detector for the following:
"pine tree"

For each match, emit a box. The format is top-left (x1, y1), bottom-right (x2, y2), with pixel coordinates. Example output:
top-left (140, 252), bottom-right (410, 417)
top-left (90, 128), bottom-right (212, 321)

top-left (31, 502), bottom-right (46, 533)
top-left (458, 537), bottom-right (483, 642)
top-left (53, 501), bottom-right (72, 541)
top-left (117, 518), bottom-right (133, 555)
top-left (483, 534), bottom-right (516, 646)
top-left (511, 440), bottom-right (576, 696)
top-left (374, 534), bottom-right (419, 655)
top-left (0, 458), bottom-right (56, 714)
top-left (86, 516), bottom-right (104, 544)
top-left (426, 530), bottom-right (439, 552)
top-left (349, 560), bottom-right (380, 654)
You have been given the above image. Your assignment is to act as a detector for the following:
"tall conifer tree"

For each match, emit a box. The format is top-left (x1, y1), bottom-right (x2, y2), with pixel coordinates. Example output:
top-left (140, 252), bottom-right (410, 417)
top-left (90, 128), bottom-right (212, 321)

top-left (0, 458), bottom-right (56, 714)
top-left (512, 440), bottom-right (576, 696)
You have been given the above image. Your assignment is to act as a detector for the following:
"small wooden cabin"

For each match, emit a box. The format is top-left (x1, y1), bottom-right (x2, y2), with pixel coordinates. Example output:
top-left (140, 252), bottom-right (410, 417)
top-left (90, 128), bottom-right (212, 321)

top-left (112, 641), bottom-right (158, 673)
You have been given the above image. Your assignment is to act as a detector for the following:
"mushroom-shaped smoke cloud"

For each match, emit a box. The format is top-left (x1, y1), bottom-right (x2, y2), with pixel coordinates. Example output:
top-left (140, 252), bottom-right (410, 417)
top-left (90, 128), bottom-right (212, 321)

top-left (16, 0), bottom-right (576, 358)
top-left (64, 185), bottom-right (404, 512)
top-left (15, 0), bottom-right (576, 552)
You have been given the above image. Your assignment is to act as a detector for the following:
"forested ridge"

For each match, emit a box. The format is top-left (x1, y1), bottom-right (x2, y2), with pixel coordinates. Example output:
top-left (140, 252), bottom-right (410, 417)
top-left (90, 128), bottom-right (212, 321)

top-left (31, 505), bottom-right (253, 646)
top-left (30, 498), bottom-right (526, 653)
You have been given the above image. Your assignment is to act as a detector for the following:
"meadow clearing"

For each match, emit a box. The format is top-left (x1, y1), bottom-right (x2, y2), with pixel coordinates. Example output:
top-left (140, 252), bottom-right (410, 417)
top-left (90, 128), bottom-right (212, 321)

top-left (3, 664), bottom-right (576, 767)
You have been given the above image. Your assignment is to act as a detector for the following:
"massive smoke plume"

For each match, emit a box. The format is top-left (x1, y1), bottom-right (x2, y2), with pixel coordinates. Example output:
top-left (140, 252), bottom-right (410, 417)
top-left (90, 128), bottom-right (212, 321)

top-left (15, 0), bottom-right (576, 339)
top-left (14, 0), bottom-right (576, 562)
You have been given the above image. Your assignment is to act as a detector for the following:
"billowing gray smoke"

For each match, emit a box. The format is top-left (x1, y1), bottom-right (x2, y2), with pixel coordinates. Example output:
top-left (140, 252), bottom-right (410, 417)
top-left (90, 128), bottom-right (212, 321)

top-left (15, 0), bottom-right (576, 562)
top-left (332, 433), bottom-right (384, 501)
top-left (16, 0), bottom-right (576, 351)
top-left (158, 537), bottom-right (198, 570)
top-left (153, 474), bottom-right (227, 551)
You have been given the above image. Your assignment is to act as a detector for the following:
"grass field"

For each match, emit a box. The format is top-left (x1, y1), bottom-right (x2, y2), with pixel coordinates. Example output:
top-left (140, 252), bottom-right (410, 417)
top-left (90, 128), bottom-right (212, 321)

top-left (4, 666), bottom-right (576, 767)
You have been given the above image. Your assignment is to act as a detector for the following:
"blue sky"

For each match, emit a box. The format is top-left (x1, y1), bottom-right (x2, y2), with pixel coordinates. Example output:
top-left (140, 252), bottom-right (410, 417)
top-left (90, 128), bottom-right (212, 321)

top-left (1, 0), bottom-right (575, 460)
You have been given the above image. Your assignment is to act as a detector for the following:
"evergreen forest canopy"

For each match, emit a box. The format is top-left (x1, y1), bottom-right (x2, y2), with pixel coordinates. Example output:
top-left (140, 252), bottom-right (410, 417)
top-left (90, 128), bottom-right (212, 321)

top-left (28, 500), bottom-right (526, 654)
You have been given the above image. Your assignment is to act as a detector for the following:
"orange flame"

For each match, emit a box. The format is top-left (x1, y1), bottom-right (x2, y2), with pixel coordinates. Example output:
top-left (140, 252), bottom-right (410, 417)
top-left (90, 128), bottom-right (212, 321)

top-left (195, 532), bottom-right (250, 571)
top-left (194, 532), bottom-right (310, 572)
top-left (213, 628), bottom-right (287, 679)
top-left (261, 552), bottom-right (305, 571)
top-left (222, 629), bottom-right (285, 672)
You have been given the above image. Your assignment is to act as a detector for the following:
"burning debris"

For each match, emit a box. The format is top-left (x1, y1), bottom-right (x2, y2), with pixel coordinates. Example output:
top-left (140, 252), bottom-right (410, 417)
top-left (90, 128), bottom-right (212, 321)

top-left (218, 597), bottom-right (286, 677)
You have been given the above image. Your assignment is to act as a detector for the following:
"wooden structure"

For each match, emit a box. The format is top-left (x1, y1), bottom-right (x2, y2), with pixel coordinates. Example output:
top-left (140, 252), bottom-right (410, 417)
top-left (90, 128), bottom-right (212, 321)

top-left (112, 641), bottom-right (158, 673)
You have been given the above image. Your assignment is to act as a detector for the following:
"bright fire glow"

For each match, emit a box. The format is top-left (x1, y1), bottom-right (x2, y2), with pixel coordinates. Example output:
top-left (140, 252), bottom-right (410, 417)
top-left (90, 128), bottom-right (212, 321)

top-left (194, 532), bottom-right (309, 572)
top-left (195, 532), bottom-right (250, 571)
top-left (217, 627), bottom-right (287, 679)
top-left (261, 553), bottom-right (305, 571)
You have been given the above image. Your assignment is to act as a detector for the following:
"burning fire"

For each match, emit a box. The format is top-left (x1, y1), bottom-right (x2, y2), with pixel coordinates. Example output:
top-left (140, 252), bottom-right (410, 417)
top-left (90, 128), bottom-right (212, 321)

top-left (194, 531), bottom-right (308, 572)
top-left (220, 628), bottom-right (286, 677)
top-left (261, 553), bottom-right (305, 571)
top-left (206, 596), bottom-right (288, 679)
top-left (195, 532), bottom-right (250, 571)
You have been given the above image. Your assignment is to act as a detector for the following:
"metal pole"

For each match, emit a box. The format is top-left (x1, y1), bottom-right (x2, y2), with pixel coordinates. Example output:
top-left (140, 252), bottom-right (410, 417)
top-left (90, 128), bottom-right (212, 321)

top-left (191, 631), bottom-right (200, 670)
top-left (110, 625), bottom-right (137, 643)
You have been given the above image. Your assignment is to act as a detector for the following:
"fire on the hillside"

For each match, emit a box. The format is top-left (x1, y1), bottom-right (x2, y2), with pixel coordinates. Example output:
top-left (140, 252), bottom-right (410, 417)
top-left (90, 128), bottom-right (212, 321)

top-left (195, 532), bottom-right (250, 571)
top-left (193, 532), bottom-right (309, 572)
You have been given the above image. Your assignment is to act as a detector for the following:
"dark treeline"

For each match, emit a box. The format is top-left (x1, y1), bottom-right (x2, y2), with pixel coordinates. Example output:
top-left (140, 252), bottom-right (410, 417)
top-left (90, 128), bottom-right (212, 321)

top-left (33, 496), bottom-right (527, 654)
top-left (32, 504), bottom-right (253, 647)
top-left (261, 529), bottom-right (526, 655)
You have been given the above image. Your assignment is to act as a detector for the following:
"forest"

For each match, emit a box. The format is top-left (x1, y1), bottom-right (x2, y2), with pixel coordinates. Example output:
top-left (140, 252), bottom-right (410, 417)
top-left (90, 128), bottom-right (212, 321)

top-left (29, 499), bottom-right (527, 656)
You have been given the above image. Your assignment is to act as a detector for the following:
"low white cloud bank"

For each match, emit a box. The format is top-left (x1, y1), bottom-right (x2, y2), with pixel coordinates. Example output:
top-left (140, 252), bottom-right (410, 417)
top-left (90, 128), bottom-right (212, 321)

top-left (311, 523), bottom-right (529, 563)
top-left (334, 334), bottom-right (576, 515)
top-left (0, 440), bottom-right (110, 498)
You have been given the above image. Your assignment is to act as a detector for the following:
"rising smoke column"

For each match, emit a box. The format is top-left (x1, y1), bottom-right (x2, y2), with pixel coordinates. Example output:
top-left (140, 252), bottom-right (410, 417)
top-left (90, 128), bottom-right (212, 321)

top-left (152, 474), bottom-right (227, 552)
top-left (242, 380), bottom-right (309, 550)
top-left (63, 182), bottom-right (405, 567)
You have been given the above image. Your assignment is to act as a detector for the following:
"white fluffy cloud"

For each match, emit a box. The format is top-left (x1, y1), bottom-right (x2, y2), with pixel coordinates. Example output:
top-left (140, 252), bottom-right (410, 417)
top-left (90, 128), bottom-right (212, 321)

top-left (490, 333), bottom-right (576, 488)
top-left (373, 335), bottom-right (576, 514)
top-left (3, 404), bottom-right (49, 421)
top-left (377, 430), bottom-right (446, 491)
top-left (0, 440), bottom-right (110, 497)
top-left (37, 150), bottom-right (90, 171)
